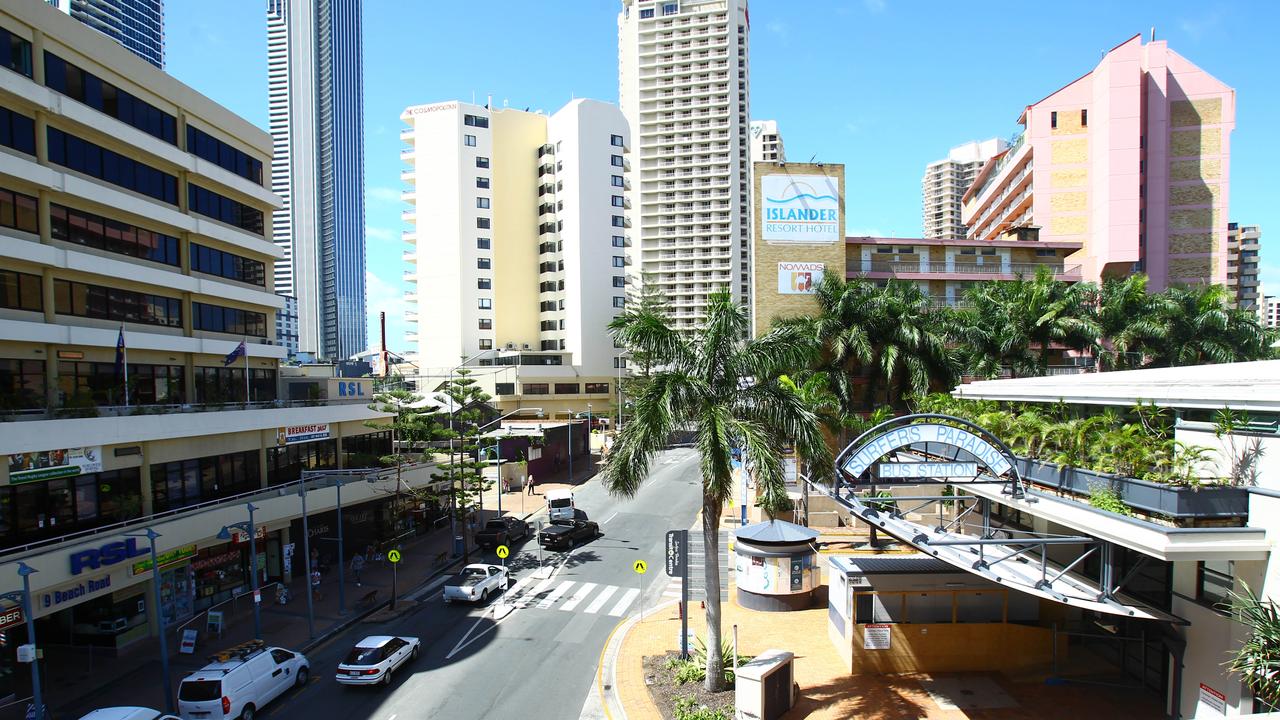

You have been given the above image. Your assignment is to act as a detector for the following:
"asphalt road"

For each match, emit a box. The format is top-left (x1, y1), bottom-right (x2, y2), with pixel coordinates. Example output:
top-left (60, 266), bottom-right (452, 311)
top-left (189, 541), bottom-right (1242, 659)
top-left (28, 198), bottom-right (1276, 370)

top-left (263, 447), bottom-right (704, 720)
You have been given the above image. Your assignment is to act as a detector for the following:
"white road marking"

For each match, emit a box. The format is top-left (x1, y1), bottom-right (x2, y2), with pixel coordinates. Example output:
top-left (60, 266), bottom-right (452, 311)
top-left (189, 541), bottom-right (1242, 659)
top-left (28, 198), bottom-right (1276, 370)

top-left (560, 582), bottom-right (597, 612)
top-left (602, 511), bottom-right (619, 525)
top-left (537, 580), bottom-right (576, 609)
top-left (584, 585), bottom-right (618, 614)
top-left (608, 588), bottom-right (640, 616)
top-left (518, 575), bottom-right (557, 608)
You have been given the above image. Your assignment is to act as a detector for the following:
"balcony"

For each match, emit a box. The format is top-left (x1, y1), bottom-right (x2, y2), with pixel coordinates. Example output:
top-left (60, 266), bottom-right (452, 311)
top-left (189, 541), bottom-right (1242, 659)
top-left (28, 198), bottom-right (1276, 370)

top-left (403, 250), bottom-right (417, 264)
top-left (403, 230), bottom-right (417, 244)
top-left (404, 270), bottom-right (417, 283)
top-left (400, 147), bottom-right (415, 162)
top-left (401, 209), bottom-right (417, 222)
top-left (400, 128), bottom-right (415, 142)
top-left (400, 169), bottom-right (415, 182)
top-left (847, 260), bottom-right (1080, 281)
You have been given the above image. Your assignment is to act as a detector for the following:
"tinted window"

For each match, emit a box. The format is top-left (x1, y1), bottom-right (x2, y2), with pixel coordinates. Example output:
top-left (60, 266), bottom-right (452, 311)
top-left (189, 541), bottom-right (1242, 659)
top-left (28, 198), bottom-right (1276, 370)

top-left (43, 52), bottom-right (176, 144)
top-left (46, 128), bottom-right (178, 205)
top-left (178, 680), bottom-right (222, 701)
top-left (186, 125), bottom-right (264, 185)
top-left (270, 649), bottom-right (294, 664)
top-left (345, 646), bottom-right (382, 666)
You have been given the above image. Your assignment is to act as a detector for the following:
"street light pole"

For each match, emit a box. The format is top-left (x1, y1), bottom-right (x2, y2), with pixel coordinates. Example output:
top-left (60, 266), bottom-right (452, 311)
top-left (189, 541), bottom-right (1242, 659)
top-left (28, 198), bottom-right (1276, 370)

top-left (125, 529), bottom-right (173, 713)
top-left (335, 476), bottom-right (346, 614)
top-left (587, 404), bottom-right (593, 473)
top-left (216, 503), bottom-right (261, 639)
top-left (567, 409), bottom-right (573, 484)
top-left (298, 482), bottom-right (316, 639)
top-left (1, 564), bottom-right (41, 720)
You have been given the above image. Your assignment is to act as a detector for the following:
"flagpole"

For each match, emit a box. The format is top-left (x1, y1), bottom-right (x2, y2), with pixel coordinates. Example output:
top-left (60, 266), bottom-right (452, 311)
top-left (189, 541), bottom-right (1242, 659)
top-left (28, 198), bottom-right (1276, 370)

top-left (244, 337), bottom-right (251, 404)
top-left (121, 325), bottom-right (129, 407)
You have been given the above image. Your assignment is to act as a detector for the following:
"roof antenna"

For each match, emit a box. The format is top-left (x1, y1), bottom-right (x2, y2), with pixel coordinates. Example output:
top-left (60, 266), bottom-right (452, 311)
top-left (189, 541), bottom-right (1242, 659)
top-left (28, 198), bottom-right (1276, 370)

top-left (808, 154), bottom-right (816, 163)
top-left (1150, 26), bottom-right (1155, 42)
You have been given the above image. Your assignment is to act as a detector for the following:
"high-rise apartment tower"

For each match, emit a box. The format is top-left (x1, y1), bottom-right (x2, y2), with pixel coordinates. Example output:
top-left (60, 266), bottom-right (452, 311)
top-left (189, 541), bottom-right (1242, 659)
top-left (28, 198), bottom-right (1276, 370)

top-left (1226, 223), bottom-right (1261, 310)
top-left (922, 138), bottom-right (1007, 240)
top-left (46, 0), bottom-right (164, 68)
top-left (749, 120), bottom-right (784, 162)
top-left (618, 0), bottom-right (752, 331)
top-left (267, 0), bottom-right (366, 360)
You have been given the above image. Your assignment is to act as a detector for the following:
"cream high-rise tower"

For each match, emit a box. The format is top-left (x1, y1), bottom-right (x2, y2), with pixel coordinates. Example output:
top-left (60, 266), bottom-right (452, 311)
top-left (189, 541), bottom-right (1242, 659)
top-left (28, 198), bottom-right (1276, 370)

top-left (618, 0), bottom-right (752, 331)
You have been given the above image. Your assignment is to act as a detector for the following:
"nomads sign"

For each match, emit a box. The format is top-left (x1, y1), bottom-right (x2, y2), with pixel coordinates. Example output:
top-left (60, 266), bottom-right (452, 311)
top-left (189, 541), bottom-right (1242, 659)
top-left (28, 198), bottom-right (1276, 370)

top-left (777, 262), bottom-right (823, 294)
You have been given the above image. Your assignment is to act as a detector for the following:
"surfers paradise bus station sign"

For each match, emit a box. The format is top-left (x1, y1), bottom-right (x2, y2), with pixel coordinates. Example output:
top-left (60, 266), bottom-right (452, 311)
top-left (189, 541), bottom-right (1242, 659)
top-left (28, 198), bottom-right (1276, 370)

top-left (840, 420), bottom-right (1015, 484)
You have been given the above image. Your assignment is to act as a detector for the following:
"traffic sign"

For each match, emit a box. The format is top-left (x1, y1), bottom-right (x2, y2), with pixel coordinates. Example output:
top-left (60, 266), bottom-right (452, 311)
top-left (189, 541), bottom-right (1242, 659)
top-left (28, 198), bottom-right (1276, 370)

top-left (665, 530), bottom-right (687, 577)
top-left (496, 545), bottom-right (509, 559)
top-left (388, 549), bottom-right (402, 564)
top-left (633, 560), bottom-right (648, 575)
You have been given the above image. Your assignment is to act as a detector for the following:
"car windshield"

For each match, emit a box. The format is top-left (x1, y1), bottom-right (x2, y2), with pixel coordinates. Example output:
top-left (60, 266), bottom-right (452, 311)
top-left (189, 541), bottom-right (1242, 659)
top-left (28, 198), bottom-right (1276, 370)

top-left (484, 520), bottom-right (506, 529)
top-left (549, 498), bottom-right (572, 508)
top-left (345, 645), bottom-right (382, 665)
top-left (179, 679), bottom-right (221, 701)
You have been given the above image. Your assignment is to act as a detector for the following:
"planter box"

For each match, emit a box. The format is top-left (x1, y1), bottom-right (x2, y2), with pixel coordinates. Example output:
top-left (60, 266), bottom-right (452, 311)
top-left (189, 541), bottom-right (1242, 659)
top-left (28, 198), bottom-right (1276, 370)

top-left (1016, 458), bottom-right (1249, 519)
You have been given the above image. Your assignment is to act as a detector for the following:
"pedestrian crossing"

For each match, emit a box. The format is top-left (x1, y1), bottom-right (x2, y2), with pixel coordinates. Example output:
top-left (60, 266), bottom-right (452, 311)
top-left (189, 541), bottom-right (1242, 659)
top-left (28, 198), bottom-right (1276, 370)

top-left (499, 577), bottom-right (642, 617)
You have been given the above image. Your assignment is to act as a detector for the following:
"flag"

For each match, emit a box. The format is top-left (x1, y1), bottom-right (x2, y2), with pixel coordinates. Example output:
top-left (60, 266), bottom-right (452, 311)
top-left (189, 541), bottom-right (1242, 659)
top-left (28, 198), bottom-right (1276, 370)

top-left (114, 327), bottom-right (126, 378)
top-left (223, 340), bottom-right (247, 367)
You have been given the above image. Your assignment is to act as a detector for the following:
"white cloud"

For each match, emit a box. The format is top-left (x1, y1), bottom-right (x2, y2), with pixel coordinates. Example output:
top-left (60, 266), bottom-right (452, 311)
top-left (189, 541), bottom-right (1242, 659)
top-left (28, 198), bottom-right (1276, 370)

top-left (863, 0), bottom-right (887, 14)
top-left (364, 270), bottom-right (411, 353)
top-left (365, 226), bottom-right (394, 241)
top-left (366, 186), bottom-right (401, 204)
top-left (765, 20), bottom-right (790, 42)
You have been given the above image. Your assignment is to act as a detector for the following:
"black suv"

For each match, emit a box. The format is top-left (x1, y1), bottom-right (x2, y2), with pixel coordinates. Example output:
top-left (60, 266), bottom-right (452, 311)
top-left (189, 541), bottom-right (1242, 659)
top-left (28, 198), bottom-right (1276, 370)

top-left (537, 519), bottom-right (601, 550)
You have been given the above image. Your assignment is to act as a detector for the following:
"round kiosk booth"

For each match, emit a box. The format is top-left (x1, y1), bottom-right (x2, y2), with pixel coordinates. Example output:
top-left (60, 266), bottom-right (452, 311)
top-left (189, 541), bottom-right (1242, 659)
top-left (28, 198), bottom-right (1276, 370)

top-left (733, 520), bottom-right (820, 611)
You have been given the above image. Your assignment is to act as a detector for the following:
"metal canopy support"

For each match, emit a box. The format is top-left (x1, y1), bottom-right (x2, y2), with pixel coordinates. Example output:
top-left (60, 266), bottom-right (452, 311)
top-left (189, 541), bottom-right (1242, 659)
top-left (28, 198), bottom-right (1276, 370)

top-left (1038, 545), bottom-right (1098, 590)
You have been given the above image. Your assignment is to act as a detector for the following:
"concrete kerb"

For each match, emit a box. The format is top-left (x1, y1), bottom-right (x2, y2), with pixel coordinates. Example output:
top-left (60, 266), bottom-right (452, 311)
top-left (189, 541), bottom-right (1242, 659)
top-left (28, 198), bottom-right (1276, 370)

top-left (599, 598), bottom-right (681, 720)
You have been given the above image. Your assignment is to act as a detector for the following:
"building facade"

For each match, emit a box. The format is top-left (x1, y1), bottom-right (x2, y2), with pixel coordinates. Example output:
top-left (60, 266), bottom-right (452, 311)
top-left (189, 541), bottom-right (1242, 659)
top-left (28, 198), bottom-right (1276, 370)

top-left (400, 99), bottom-right (630, 417)
top-left (0, 4), bottom-right (409, 695)
top-left (922, 138), bottom-right (1007, 240)
top-left (963, 34), bottom-right (1235, 291)
top-left (275, 293), bottom-right (299, 359)
top-left (618, 0), bottom-right (752, 331)
top-left (266, 0), bottom-right (365, 361)
top-left (46, 0), bottom-right (164, 69)
top-left (1263, 296), bottom-right (1280, 329)
top-left (749, 119), bottom-right (783, 163)
top-left (1226, 222), bottom-right (1261, 310)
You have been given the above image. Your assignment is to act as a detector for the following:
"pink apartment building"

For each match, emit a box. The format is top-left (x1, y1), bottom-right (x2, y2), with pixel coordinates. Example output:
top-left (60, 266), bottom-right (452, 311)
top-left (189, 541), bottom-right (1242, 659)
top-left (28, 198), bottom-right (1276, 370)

top-left (962, 34), bottom-right (1235, 290)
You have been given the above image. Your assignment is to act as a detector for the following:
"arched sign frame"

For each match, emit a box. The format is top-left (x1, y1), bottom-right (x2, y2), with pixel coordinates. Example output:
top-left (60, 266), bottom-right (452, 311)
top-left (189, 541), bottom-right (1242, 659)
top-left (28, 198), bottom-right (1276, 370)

top-left (834, 413), bottom-right (1026, 498)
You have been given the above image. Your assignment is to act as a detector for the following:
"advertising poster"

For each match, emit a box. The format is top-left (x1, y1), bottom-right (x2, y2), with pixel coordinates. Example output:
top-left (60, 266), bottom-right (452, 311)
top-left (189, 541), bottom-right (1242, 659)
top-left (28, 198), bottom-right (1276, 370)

top-left (777, 262), bottom-right (824, 294)
top-left (761, 174), bottom-right (841, 244)
top-left (8, 447), bottom-right (102, 483)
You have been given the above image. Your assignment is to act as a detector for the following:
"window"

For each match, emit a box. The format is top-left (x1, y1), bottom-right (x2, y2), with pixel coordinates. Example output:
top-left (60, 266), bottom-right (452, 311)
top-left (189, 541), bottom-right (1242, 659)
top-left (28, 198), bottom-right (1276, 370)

top-left (613, 296), bottom-right (625, 308)
top-left (612, 235), bottom-right (625, 247)
top-left (980, 248), bottom-right (996, 256)
top-left (875, 247), bottom-right (892, 254)
top-left (151, 451), bottom-right (260, 512)
top-left (612, 195), bottom-right (625, 207)
top-left (186, 126), bottom-right (263, 185)
top-left (0, 26), bottom-right (33, 78)
top-left (191, 243), bottom-right (266, 285)
top-left (476, 238), bottom-right (491, 249)
top-left (611, 134), bottom-right (624, 147)
top-left (494, 382), bottom-right (514, 395)
top-left (522, 383), bottom-right (549, 395)
top-left (0, 468), bottom-right (141, 546)
top-left (612, 256), bottom-right (625, 267)
top-left (477, 278), bottom-right (491, 289)
top-left (50, 203), bottom-right (179, 266)
top-left (187, 184), bottom-right (264, 235)
top-left (959, 248), bottom-right (976, 256)
top-left (54, 279), bottom-right (182, 328)
top-left (478, 319), bottom-right (492, 330)
top-left (1035, 249), bottom-right (1057, 257)
top-left (0, 269), bottom-right (41, 311)
top-left (612, 216), bottom-right (625, 227)
top-left (478, 339), bottom-right (493, 350)
top-left (476, 157), bottom-right (489, 168)
top-left (662, 2), bottom-right (678, 15)
top-left (46, 128), bottom-right (179, 205)
top-left (464, 134), bottom-right (477, 147)
top-left (0, 187), bottom-right (38, 233)
top-left (640, 7), bottom-right (654, 18)
top-left (0, 358), bottom-right (43, 409)
top-left (1197, 560), bottom-right (1233, 609)
top-left (613, 276), bottom-right (626, 288)
top-left (464, 114), bottom-right (489, 128)
top-left (611, 155), bottom-right (624, 167)
top-left (193, 302), bottom-right (268, 337)
top-left (612, 175), bottom-right (624, 187)
top-left (0, 106), bottom-right (35, 155)
top-left (1050, 111), bottom-right (1057, 129)
top-left (585, 382), bottom-right (609, 394)
top-left (895, 246), bottom-right (915, 254)
top-left (478, 298), bottom-right (492, 309)
top-left (476, 218), bottom-right (491, 229)
top-left (44, 52), bottom-right (176, 144)
top-left (476, 197), bottom-right (490, 209)
top-left (554, 383), bottom-right (579, 395)
top-left (1081, 109), bottom-right (1088, 127)
top-left (476, 177), bottom-right (490, 189)
top-left (265, 439), bottom-right (335, 486)
top-left (477, 258), bottom-right (491, 269)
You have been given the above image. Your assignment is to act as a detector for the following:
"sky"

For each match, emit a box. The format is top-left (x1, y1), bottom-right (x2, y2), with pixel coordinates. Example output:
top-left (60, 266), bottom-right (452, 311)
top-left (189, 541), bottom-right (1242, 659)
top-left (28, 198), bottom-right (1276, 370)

top-left (165, 0), bottom-right (1280, 355)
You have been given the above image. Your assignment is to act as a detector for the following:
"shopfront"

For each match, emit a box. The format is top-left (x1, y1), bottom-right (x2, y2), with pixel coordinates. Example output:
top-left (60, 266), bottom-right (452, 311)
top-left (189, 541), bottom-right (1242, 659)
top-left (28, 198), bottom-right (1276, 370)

top-left (289, 497), bottom-right (396, 570)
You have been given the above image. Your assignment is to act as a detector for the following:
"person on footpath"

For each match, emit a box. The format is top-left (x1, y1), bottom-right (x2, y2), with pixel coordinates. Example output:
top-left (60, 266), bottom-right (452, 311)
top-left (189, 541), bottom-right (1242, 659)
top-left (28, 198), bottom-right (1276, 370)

top-left (311, 567), bottom-right (322, 601)
top-left (350, 553), bottom-right (365, 587)
top-left (526, 473), bottom-right (536, 495)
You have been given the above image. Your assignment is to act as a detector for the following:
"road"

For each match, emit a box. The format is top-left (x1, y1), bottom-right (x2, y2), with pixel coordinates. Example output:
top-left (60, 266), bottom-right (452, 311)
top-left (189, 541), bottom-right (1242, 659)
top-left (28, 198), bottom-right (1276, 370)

top-left (265, 447), bottom-right (704, 720)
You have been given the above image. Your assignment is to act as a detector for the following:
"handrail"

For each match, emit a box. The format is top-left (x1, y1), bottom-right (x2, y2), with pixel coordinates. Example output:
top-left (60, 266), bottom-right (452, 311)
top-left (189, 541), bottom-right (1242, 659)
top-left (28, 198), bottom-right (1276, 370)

top-left (0, 463), bottom-right (429, 560)
top-left (0, 396), bottom-right (371, 422)
top-left (176, 581), bottom-right (282, 640)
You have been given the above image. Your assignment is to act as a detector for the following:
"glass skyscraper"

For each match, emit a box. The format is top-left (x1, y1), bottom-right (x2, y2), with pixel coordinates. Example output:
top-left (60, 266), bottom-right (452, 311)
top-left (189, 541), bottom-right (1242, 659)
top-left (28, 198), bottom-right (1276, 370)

top-left (47, 0), bottom-right (165, 68)
top-left (267, 0), bottom-right (366, 361)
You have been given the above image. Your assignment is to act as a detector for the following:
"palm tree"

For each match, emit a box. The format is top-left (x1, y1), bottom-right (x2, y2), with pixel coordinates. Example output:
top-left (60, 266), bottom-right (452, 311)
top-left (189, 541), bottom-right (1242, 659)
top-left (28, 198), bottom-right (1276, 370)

top-left (603, 291), bottom-right (830, 692)
top-left (1098, 274), bottom-right (1165, 370)
top-left (1140, 284), bottom-right (1274, 367)
top-left (782, 275), bottom-right (879, 415)
top-left (952, 280), bottom-right (1038, 378)
top-left (1227, 582), bottom-right (1280, 708)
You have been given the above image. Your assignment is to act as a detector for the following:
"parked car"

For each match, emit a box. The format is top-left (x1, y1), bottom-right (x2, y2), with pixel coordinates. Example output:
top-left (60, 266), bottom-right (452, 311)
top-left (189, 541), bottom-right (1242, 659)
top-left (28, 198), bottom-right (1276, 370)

top-left (443, 563), bottom-right (509, 604)
top-left (177, 640), bottom-right (308, 720)
top-left (475, 516), bottom-right (530, 549)
top-left (335, 635), bottom-right (421, 687)
top-left (538, 518), bottom-right (601, 550)
top-left (545, 489), bottom-right (576, 521)
top-left (80, 710), bottom-right (180, 720)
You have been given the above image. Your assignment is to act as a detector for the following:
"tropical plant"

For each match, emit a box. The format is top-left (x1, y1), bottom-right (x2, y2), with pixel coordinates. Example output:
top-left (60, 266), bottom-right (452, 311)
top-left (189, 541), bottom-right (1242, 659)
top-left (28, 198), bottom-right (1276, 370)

top-left (1226, 582), bottom-right (1280, 708)
top-left (674, 695), bottom-right (730, 720)
top-left (603, 291), bottom-right (829, 692)
top-left (1140, 284), bottom-right (1274, 368)
top-left (1215, 409), bottom-right (1267, 487)
top-left (1087, 486), bottom-right (1133, 516)
top-left (1098, 274), bottom-right (1165, 370)
top-left (431, 370), bottom-right (494, 563)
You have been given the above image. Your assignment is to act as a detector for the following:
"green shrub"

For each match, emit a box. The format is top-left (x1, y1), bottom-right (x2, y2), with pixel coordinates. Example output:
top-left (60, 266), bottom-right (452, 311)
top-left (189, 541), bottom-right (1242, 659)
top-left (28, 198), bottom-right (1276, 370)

top-left (1087, 486), bottom-right (1133, 517)
top-left (674, 695), bottom-right (729, 720)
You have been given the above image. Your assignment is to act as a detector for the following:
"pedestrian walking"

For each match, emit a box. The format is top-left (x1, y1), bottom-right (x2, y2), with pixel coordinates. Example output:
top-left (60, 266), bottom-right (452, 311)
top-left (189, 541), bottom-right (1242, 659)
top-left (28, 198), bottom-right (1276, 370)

top-left (526, 473), bottom-right (536, 495)
top-left (350, 553), bottom-right (365, 587)
top-left (311, 567), bottom-right (322, 601)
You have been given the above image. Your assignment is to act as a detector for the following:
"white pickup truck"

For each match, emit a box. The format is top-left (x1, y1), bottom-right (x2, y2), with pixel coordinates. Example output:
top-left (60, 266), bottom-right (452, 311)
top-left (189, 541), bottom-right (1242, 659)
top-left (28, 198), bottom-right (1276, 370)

top-left (442, 563), bottom-right (509, 604)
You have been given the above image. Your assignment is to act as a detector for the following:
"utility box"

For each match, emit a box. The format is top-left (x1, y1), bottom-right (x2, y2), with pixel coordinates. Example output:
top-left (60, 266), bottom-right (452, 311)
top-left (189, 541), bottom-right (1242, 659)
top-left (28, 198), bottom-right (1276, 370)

top-left (735, 649), bottom-right (795, 720)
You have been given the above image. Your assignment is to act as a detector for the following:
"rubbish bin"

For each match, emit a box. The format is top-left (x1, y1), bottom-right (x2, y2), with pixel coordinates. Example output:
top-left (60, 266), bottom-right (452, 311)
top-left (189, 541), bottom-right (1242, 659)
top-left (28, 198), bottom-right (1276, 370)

top-left (454, 535), bottom-right (465, 557)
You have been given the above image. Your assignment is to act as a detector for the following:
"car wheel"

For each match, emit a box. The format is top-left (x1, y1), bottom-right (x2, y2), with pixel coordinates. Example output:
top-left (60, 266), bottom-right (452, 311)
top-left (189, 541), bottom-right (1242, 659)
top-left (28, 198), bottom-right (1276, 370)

top-left (480, 588), bottom-right (489, 603)
top-left (295, 666), bottom-right (309, 688)
top-left (383, 668), bottom-right (393, 686)
top-left (411, 644), bottom-right (420, 661)
top-left (240, 705), bottom-right (256, 720)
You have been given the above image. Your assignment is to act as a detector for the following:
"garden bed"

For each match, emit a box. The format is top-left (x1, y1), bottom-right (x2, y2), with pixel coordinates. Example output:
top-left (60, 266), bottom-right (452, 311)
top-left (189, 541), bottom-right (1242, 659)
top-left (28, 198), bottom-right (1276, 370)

top-left (643, 652), bottom-right (736, 720)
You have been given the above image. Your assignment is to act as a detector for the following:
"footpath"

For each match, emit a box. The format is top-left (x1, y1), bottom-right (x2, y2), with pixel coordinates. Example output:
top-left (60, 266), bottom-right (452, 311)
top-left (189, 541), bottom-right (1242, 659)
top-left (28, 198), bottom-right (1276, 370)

top-left (9, 456), bottom-right (600, 720)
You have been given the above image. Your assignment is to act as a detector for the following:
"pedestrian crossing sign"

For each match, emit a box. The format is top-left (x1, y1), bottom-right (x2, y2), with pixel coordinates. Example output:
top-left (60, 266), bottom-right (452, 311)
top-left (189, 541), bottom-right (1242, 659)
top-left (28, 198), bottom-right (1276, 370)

top-left (496, 545), bottom-right (510, 559)
top-left (388, 550), bottom-right (402, 564)
top-left (634, 560), bottom-right (648, 574)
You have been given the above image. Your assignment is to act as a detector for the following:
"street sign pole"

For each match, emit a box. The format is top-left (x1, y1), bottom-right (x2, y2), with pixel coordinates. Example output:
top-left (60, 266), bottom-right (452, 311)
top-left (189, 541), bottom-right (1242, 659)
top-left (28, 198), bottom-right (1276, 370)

top-left (680, 529), bottom-right (689, 659)
top-left (387, 549), bottom-right (402, 611)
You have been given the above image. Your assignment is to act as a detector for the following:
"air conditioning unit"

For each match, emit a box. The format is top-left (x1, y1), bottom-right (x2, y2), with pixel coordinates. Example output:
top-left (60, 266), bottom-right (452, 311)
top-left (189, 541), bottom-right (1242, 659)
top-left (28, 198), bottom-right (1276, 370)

top-left (522, 343), bottom-right (531, 350)
top-left (504, 342), bottom-right (516, 350)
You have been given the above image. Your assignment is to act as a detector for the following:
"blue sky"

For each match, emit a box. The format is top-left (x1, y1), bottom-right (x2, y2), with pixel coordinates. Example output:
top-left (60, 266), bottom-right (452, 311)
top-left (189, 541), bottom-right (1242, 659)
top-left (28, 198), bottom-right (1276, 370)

top-left (165, 0), bottom-right (1280, 354)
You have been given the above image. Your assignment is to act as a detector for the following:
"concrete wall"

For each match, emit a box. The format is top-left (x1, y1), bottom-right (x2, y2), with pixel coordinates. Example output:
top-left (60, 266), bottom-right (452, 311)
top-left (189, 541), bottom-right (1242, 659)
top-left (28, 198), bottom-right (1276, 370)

top-left (844, 622), bottom-right (1057, 674)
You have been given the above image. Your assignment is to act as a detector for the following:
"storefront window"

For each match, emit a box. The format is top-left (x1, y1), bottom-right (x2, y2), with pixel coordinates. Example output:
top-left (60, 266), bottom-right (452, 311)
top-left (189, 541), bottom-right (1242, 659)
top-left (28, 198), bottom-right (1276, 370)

top-left (267, 439), bottom-right (337, 486)
top-left (150, 450), bottom-right (260, 513)
top-left (0, 468), bottom-right (141, 547)
top-left (191, 545), bottom-right (246, 613)
top-left (194, 367), bottom-right (276, 404)
top-left (343, 431), bottom-right (392, 468)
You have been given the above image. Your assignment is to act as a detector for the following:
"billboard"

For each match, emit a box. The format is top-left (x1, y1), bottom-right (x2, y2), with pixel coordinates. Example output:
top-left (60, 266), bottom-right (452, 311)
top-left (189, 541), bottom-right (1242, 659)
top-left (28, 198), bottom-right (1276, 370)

top-left (761, 174), bottom-right (840, 243)
top-left (778, 262), bottom-right (824, 294)
top-left (8, 447), bottom-right (103, 484)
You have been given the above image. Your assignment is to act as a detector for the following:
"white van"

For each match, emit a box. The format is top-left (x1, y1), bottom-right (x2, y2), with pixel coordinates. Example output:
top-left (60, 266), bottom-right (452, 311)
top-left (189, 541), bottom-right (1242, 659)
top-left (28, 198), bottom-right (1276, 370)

top-left (545, 489), bottom-right (575, 521)
top-left (177, 641), bottom-right (309, 720)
